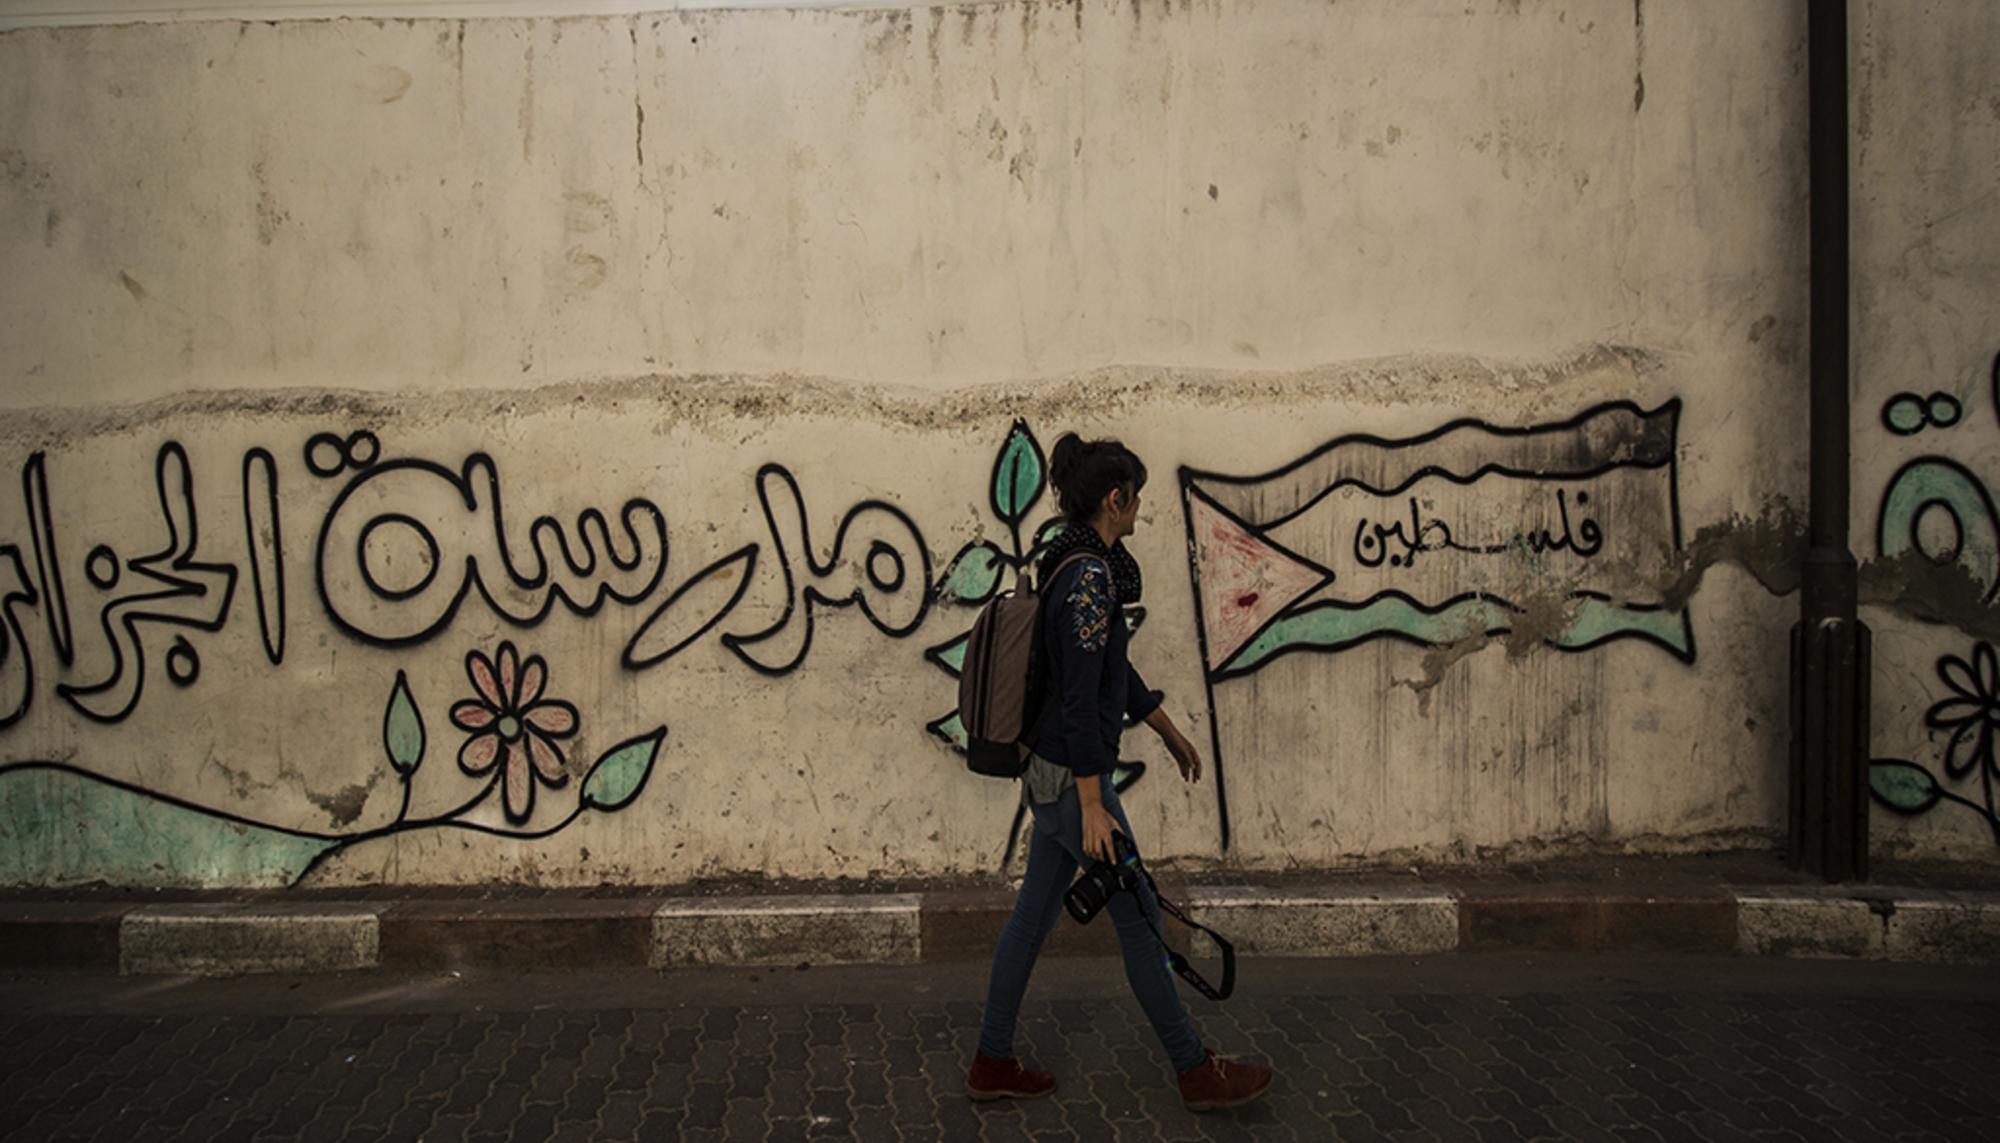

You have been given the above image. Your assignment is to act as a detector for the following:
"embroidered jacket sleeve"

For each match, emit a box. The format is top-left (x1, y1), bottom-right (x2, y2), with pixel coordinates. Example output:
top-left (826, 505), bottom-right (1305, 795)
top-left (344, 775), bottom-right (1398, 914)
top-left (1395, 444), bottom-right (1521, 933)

top-left (1051, 559), bottom-right (1117, 778)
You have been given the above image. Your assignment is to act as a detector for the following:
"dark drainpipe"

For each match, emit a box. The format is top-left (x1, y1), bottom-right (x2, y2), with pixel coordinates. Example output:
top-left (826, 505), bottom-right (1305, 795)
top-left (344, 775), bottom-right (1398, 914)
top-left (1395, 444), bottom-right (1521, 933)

top-left (1789, 0), bottom-right (1869, 881)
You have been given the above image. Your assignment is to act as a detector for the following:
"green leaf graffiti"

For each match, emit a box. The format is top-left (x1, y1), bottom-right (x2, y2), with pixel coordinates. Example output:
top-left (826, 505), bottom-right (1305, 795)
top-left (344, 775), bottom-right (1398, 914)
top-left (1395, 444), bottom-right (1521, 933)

top-left (383, 671), bottom-right (425, 776)
top-left (991, 420), bottom-right (1047, 525)
top-left (927, 711), bottom-right (968, 750)
top-left (1865, 640), bottom-right (2000, 846)
top-left (939, 542), bottom-right (1006, 605)
top-left (1033, 517), bottom-right (1066, 551)
top-left (1868, 759), bottom-right (1941, 814)
top-left (926, 631), bottom-right (970, 677)
top-left (582, 727), bottom-right (667, 811)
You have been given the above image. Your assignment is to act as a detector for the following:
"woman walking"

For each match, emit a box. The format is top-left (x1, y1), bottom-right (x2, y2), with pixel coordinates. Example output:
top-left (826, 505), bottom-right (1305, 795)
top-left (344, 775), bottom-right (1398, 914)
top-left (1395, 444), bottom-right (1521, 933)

top-left (965, 433), bottom-right (1274, 1113)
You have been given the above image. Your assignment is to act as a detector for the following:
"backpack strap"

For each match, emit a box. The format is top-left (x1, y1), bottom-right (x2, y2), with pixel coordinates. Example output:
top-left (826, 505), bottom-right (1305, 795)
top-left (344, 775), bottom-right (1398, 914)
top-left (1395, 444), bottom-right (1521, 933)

top-left (1037, 549), bottom-right (1106, 597)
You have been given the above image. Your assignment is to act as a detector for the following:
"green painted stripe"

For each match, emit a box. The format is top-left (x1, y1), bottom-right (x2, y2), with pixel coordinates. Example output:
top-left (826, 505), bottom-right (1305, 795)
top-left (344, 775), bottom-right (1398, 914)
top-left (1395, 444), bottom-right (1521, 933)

top-left (1222, 596), bottom-right (1689, 675)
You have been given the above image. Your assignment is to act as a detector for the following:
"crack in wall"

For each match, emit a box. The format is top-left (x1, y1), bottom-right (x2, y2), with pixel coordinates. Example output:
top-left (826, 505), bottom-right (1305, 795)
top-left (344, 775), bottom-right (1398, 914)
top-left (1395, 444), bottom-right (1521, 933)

top-left (1632, 0), bottom-right (1646, 114)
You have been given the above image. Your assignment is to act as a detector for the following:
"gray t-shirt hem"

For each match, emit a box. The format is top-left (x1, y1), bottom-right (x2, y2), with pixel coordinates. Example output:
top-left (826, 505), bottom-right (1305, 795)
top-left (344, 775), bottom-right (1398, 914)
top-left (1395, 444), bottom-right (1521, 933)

top-left (1020, 751), bottom-right (1075, 806)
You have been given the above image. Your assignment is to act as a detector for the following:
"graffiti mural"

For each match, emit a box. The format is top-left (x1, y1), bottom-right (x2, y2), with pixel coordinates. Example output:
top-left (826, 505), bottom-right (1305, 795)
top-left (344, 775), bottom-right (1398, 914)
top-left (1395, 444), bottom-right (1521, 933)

top-left (0, 444), bottom-right (248, 728)
top-left (1870, 642), bottom-right (2000, 844)
top-left (313, 434), bottom-right (671, 647)
top-left (1877, 458), bottom-right (2000, 603)
top-left (0, 430), bottom-right (944, 885)
top-left (1869, 351), bottom-right (2000, 848)
top-left (717, 464), bottom-right (933, 676)
top-left (0, 394), bottom-right (1743, 883)
top-left (242, 447), bottom-right (286, 665)
top-left (0, 543), bottom-right (35, 732)
top-left (0, 434), bottom-right (936, 729)
top-left (1180, 400), bottom-right (1695, 849)
top-left (1873, 355), bottom-right (2000, 599)
top-left (922, 421), bottom-right (1146, 868)
top-left (0, 641), bottom-right (665, 887)
top-left (1882, 391), bottom-right (1964, 436)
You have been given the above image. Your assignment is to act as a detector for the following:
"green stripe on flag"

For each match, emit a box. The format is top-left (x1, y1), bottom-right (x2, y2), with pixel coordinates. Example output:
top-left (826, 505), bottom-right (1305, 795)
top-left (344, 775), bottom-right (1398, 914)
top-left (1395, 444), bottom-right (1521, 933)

top-left (1219, 595), bottom-right (1690, 677)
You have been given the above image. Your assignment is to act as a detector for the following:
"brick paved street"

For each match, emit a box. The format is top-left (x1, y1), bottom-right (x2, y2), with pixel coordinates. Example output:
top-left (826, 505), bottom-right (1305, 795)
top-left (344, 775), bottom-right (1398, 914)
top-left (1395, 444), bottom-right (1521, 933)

top-left (1, 954), bottom-right (1994, 1142)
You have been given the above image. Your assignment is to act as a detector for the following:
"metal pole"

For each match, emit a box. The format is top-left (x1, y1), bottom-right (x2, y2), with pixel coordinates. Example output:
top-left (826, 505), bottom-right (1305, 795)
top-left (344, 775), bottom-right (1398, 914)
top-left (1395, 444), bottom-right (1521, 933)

top-left (1790, 0), bottom-right (1868, 881)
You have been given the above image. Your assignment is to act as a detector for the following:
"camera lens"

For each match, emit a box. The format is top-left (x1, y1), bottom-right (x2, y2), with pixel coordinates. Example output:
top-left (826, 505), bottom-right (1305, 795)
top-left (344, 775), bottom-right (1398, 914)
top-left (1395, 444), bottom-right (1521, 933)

top-left (1063, 865), bottom-right (1116, 924)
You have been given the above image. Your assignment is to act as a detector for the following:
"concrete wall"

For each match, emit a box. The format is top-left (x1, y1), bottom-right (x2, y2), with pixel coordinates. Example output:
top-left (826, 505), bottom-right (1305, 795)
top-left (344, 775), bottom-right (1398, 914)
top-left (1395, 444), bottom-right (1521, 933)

top-left (1853, 0), bottom-right (2000, 861)
top-left (0, 0), bottom-right (1978, 889)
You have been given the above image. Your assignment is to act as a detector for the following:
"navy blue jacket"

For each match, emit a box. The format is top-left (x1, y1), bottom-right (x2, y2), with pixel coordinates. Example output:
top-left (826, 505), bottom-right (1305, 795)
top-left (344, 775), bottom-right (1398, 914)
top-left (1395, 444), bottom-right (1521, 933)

top-left (1029, 554), bottom-right (1162, 778)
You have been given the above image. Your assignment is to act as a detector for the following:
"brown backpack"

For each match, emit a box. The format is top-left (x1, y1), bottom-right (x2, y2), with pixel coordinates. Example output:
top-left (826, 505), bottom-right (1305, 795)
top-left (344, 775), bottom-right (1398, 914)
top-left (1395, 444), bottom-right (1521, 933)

top-left (957, 551), bottom-right (1100, 778)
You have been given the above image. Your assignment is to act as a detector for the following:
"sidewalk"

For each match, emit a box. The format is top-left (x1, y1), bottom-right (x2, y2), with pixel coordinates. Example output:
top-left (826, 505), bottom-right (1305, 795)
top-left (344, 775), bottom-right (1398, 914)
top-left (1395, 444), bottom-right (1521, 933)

top-left (6, 853), bottom-right (1999, 976)
top-left (3, 953), bottom-right (1997, 1142)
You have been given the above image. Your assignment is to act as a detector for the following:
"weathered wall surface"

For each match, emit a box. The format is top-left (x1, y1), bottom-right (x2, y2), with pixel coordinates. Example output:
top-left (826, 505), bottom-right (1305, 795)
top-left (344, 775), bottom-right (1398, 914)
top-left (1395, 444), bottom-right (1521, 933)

top-left (0, 0), bottom-right (1956, 889)
top-left (1853, 1), bottom-right (2000, 860)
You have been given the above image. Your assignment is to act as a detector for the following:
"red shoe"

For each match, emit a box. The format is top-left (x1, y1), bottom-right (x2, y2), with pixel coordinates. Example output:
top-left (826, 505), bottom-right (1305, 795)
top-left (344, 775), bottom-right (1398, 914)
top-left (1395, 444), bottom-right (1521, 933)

top-left (966, 1053), bottom-right (1057, 1101)
top-left (1177, 1050), bottom-right (1273, 1111)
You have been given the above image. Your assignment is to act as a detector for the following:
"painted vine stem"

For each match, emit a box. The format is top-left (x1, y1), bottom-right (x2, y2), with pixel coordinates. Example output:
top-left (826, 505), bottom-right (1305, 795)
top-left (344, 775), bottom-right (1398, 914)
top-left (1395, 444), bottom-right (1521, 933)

top-left (0, 645), bottom-right (665, 886)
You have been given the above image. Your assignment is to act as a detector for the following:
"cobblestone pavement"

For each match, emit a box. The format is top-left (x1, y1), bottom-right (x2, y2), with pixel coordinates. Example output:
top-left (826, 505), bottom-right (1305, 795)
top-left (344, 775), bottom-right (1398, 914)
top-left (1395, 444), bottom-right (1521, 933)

top-left (1, 955), bottom-right (1995, 1142)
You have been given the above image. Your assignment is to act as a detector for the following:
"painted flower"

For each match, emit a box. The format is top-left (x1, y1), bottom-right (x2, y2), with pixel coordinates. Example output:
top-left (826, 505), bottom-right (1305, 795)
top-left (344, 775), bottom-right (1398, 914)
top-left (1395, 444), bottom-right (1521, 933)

top-left (1925, 641), bottom-right (2000, 781)
top-left (450, 642), bottom-right (580, 823)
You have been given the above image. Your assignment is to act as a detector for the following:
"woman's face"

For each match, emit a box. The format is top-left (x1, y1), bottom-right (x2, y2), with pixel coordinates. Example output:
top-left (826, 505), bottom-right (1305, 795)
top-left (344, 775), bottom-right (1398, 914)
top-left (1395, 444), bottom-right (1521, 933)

top-left (1102, 483), bottom-right (1143, 540)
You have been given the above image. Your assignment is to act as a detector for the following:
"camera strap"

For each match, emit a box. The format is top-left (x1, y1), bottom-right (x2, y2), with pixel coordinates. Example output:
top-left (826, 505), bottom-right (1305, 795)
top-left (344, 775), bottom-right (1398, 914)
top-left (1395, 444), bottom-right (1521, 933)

top-left (1136, 868), bottom-right (1236, 1001)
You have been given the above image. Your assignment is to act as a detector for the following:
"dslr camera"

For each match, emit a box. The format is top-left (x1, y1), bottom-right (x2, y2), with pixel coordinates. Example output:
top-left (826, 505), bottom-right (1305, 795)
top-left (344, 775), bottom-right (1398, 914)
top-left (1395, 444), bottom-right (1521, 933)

top-left (1060, 827), bottom-right (1237, 1001)
top-left (1063, 829), bottom-right (1143, 924)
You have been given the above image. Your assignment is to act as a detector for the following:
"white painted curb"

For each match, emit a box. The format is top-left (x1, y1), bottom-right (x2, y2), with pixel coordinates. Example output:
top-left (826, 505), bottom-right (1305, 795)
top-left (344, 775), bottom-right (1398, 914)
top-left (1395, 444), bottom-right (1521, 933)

top-left (1735, 890), bottom-right (1884, 959)
top-left (120, 903), bottom-right (381, 975)
top-left (651, 893), bottom-right (922, 968)
top-left (1733, 887), bottom-right (2000, 964)
top-left (1878, 893), bottom-right (2000, 964)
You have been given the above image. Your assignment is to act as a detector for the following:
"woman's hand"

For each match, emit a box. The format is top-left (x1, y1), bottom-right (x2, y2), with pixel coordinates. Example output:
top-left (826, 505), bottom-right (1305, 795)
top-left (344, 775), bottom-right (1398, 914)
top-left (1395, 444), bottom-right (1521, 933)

top-left (1082, 803), bottom-right (1120, 863)
top-left (1165, 730), bottom-right (1202, 784)
top-left (1144, 707), bottom-right (1202, 784)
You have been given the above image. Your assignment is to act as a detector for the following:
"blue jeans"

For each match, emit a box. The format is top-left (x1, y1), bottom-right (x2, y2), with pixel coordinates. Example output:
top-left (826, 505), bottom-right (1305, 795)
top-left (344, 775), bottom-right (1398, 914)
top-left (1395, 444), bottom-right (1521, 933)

top-left (975, 782), bottom-right (1206, 1072)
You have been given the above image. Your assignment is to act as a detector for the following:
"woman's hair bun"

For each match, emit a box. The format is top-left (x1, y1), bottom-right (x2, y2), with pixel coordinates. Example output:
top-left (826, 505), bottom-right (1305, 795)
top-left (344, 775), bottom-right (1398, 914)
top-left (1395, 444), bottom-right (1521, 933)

top-left (1048, 432), bottom-right (1084, 485)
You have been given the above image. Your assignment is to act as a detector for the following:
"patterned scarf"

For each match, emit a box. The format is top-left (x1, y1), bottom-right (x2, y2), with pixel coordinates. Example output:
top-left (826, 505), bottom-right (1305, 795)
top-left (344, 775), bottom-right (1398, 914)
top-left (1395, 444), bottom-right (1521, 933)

top-left (1036, 521), bottom-right (1144, 605)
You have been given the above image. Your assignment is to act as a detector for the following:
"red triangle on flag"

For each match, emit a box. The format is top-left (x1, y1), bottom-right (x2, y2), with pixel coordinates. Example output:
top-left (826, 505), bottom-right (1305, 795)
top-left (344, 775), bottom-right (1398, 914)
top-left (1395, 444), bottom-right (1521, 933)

top-left (1186, 488), bottom-right (1334, 672)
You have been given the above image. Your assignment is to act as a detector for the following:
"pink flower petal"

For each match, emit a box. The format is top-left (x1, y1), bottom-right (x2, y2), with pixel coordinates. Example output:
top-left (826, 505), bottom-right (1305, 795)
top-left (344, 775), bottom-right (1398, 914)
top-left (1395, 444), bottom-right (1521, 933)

top-left (528, 732), bottom-right (568, 784)
top-left (458, 732), bottom-right (500, 776)
top-left (518, 659), bottom-right (547, 708)
top-left (498, 643), bottom-right (520, 707)
top-left (524, 701), bottom-right (577, 737)
top-left (450, 701), bottom-right (496, 731)
top-left (468, 650), bottom-right (506, 710)
top-left (503, 740), bottom-right (534, 822)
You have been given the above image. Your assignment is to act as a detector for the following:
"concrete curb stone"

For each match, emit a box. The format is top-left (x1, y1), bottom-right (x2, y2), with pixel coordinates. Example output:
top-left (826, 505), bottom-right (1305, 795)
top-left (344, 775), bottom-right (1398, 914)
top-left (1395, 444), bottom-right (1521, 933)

top-left (1732, 886), bottom-right (2000, 963)
top-left (1881, 895), bottom-right (2000, 963)
top-left (3, 882), bottom-right (1994, 975)
top-left (650, 893), bottom-right (923, 968)
top-left (1733, 886), bottom-right (1889, 960)
top-left (119, 902), bottom-right (380, 975)
top-left (1182, 886), bottom-right (1459, 957)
